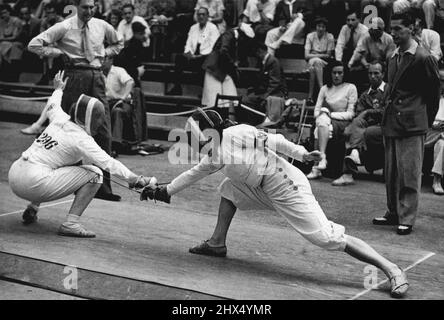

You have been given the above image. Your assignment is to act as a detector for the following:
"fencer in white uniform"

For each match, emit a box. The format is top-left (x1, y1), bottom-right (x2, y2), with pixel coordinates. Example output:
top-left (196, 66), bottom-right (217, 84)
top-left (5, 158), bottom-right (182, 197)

top-left (142, 108), bottom-right (409, 298)
top-left (8, 72), bottom-right (156, 238)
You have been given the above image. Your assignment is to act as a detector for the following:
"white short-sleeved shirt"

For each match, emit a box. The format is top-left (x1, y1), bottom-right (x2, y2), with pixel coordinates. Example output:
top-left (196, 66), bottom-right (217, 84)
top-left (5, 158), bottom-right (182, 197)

top-left (105, 65), bottom-right (134, 100)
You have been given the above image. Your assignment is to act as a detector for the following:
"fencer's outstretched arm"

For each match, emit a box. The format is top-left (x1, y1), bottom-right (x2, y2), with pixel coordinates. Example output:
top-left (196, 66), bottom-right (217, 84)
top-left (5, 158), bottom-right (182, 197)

top-left (76, 134), bottom-right (152, 187)
top-left (166, 155), bottom-right (224, 196)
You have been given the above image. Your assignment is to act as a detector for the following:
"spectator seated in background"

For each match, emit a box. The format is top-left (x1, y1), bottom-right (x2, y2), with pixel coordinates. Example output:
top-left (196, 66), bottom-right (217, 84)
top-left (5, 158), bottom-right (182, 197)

top-left (412, 15), bottom-right (443, 61)
top-left (426, 92), bottom-right (444, 195)
top-left (237, 41), bottom-right (288, 125)
top-left (0, 4), bottom-right (24, 82)
top-left (107, 8), bottom-right (122, 30)
top-left (349, 17), bottom-right (395, 71)
top-left (265, 0), bottom-right (309, 55)
top-left (360, 0), bottom-right (393, 31)
top-left (39, 2), bottom-right (63, 32)
top-left (394, 0), bottom-right (438, 30)
top-left (117, 3), bottom-right (151, 47)
top-left (166, 7), bottom-right (220, 96)
top-left (307, 60), bottom-right (358, 180)
top-left (348, 17), bottom-right (395, 91)
top-left (313, 0), bottom-right (348, 38)
top-left (102, 56), bottom-right (136, 154)
top-left (305, 16), bottom-right (335, 105)
top-left (242, 0), bottom-right (276, 42)
top-left (335, 9), bottom-right (368, 68)
top-left (17, 5), bottom-right (40, 44)
top-left (332, 61), bottom-right (386, 186)
top-left (194, 0), bottom-right (226, 34)
top-left (115, 21), bottom-right (147, 88)
top-left (17, 4), bottom-right (41, 75)
top-left (35, 2), bottom-right (64, 85)
top-left (147, 0), bottom-right (176, 61)
top-left (201, 22), bottom-right (255, 119)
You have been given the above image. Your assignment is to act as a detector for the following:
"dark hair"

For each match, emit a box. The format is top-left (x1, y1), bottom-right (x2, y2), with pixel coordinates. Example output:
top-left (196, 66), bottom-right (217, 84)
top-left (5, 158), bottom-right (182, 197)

top-left (346, 9), bottom-right (361, 20)
top-left (122, 3), bottom-right (135, 12)
top-left (44, 2), bottom-right (56, 11)
top-left (197, 7), bottom-right (209, 15)
top-left (131, 21), bottom-right (146, 33)
top-left (108, 8), bottom-right (122, 22)
top-left (314, 16), bottom-right (328, 28)
top-left (325, 60), bottom-right (347, 88)
top-left (368, 60), bottom-right (386, 74)
top-left (255, 41), bottom-right (268, 52)
top-left (391, 13), bottom-right (414, 28)
top-left (0, 4), bottom-right (12, 13)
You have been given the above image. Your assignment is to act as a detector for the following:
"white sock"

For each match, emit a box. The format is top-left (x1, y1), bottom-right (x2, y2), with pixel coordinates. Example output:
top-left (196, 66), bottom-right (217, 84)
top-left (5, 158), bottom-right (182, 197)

top-left (66, 214), bottom-right (80, 224)
top-left (28, 203), bottom-right (39, 211)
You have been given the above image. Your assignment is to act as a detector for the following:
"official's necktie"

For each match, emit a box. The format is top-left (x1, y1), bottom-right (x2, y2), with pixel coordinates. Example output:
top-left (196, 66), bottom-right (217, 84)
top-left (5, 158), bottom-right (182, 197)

top-left (82, 22), bottom-right (95, 63)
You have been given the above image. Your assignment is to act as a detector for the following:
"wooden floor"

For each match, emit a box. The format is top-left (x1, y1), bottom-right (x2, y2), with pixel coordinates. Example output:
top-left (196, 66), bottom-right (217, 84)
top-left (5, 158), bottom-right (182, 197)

top-left (0, 182), bottom-right (441, 300)
top-left (1, 121), bottom-right (443, 300)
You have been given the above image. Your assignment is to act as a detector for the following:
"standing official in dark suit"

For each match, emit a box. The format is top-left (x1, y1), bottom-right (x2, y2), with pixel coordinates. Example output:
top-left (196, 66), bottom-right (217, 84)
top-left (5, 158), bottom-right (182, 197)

top-left (373, 14), bottom-right (441, 235)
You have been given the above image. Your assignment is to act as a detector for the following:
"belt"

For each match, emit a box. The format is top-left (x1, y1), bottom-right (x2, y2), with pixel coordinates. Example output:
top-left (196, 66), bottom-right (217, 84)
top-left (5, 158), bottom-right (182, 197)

top-left (65, 64), bottom-right (103, 71)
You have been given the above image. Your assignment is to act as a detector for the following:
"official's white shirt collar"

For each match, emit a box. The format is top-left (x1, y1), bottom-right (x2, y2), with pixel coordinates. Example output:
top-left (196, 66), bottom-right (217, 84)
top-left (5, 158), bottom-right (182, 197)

top-left (391, 39), bottom-right (418, 58)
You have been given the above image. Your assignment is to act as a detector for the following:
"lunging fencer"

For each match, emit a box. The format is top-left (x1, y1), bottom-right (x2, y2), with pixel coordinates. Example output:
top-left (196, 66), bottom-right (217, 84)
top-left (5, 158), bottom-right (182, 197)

top-left (142, 108), bottom-right (409, 298)
top-left (8, 72), bottom-right (157, 237)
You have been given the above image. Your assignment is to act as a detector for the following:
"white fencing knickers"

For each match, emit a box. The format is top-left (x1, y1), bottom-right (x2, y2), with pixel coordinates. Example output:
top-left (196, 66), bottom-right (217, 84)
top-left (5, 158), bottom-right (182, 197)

top-left (8, 157), bottom-right (103, 203)
top-left (218, 156), bottom-right (347, 251)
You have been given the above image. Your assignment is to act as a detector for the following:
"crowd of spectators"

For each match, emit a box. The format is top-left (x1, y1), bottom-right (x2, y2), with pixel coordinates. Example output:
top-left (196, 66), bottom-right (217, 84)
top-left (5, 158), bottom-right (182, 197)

top-left (1, 0), bottom-right (444, 194)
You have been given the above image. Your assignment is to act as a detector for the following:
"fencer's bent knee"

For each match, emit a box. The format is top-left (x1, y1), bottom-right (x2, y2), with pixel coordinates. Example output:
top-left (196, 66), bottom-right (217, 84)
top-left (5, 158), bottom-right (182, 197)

top-left (303, 223), bottom-right (347, 251)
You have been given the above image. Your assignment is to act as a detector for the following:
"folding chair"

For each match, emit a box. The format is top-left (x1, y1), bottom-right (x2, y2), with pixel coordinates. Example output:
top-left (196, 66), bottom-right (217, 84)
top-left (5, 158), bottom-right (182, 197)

top-left (214, 94), bottom-right (243, 120)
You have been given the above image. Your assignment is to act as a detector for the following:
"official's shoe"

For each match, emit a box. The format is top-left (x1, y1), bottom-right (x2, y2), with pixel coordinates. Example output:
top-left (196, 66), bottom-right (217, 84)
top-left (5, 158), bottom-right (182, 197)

top-left (372, 216), bottom-right (398, 226)
top-left (307, 168), bottom-right (322, 180)
top-left (189, 240), bottom-right (227, 257)
top-left (94, 192), bottom-right (121, 202)
top-left (21, 123), bottom-right (44, 135)
top-left (397, 225), bottom-right (413, 235)
top-left (332, 174), bottom-right (355, 186)
top-left (22, 205), bottom-right (38, 225)
top-left (432, 182), bottom-right (444, 195)
top-left (58, 223), bottom-right (96, 238)
top-left (390, 269), bottom-right (409, 298)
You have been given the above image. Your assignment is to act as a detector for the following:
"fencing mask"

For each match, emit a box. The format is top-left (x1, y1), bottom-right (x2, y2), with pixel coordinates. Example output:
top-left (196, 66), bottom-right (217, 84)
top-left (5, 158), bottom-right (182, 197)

top-left (70, 94), bottom-right (105, 136)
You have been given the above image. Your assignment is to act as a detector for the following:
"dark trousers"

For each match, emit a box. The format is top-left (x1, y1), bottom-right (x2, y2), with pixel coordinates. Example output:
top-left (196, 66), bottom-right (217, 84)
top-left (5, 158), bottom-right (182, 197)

top-left (173, 54), bottom-right (207, 87)
top-left (384, 135), bottom-right (425, 226)
top-left (343, 124), bottom-right (383, 174)
top-left (61, 68), bottom-right (113, 194)
top-left (110, 99), bottom-right (133, 144)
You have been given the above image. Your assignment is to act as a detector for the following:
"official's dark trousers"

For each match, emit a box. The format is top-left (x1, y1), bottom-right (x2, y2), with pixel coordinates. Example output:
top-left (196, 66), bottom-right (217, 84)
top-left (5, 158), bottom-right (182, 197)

top-left (61, 68), bottom-right (113, 194)
top-left (384, 135), bottom-right (425, 226)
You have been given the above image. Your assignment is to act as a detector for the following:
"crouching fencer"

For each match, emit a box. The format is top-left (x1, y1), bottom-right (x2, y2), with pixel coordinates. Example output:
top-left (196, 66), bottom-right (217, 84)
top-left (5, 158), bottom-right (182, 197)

top-left (142, 108), bottom-right (409, 298)
top-left (8, 72), bottom-right (157, 237)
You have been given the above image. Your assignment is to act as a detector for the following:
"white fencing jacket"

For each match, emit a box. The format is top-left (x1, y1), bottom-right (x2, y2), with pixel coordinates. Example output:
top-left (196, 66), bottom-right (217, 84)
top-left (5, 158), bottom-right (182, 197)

top-left (21, 89), bottom-right (138, 184)
top-left (167, 124), bottom-right (308, 195)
